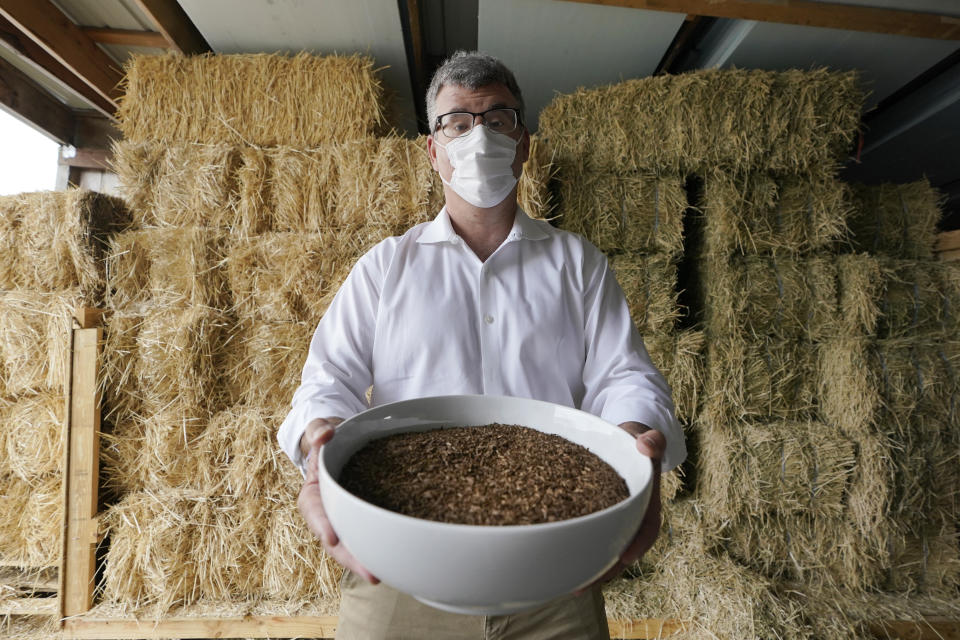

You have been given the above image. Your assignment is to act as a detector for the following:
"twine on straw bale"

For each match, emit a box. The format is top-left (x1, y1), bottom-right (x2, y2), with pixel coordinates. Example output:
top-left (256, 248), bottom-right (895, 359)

top-left (644, 330), bottom-right (705, 424)
top-left (3, 392), bottom-right (64, 481)
top-left (699, 170), bottom-right (850, 256)
top-left (262, 500), bottom-right (344, 603)
top-left (222, 321), bottom-right (313, 414)
top-left (704, 335), bottom-right (817, 423)
top-left (117, 53), bottom-right (384, 146)
top-left (602, 499), bottom-right (807, 640)
top-left (700, 254), bottom-right (839, 341)
top-left (697, 419), bottom-right (855, 522)
top-left (106, 227), bottom-right (230, 310)
top-left (0, 190), bottom-right (130, 294)
top-left (539, 68), bottom-right (861, 176)
top-left (847, 180), bottom-right (942, 259)
top-left (225, 233), bottom-right (341, 324)
top-left (0, 474), bottom-right (62, 568)
top-left (555, 171), bottom-right (686, 256)
top-left (610, 253), bottom-right (681, 335)
top-left (0, 290), bottom-right (80, 396)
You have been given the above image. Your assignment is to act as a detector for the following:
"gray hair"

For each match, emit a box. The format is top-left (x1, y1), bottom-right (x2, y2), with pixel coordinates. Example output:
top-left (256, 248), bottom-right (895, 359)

top-left (426, 51), bottom-right (525, 133)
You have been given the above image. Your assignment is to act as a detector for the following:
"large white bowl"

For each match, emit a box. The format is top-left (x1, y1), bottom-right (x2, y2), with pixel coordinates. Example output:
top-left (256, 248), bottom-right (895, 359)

top-left (317, 394), bottom-right (653, 615)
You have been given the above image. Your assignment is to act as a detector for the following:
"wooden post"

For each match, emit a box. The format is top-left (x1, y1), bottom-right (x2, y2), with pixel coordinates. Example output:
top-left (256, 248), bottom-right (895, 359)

top-left (59, 319), bottom-right (102, 621)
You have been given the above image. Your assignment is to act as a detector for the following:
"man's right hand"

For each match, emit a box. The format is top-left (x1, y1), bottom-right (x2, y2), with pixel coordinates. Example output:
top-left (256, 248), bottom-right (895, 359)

top-left (297, 417), bottom-right (380, 584)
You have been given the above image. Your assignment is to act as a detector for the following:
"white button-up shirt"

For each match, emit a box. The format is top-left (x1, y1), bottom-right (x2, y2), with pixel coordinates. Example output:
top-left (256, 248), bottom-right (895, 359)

top-left (278, 207), bottom-right (686, 473)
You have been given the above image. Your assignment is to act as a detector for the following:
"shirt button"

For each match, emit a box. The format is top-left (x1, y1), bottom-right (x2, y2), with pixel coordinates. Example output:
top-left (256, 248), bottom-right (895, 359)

top-left (484, 314), bottom-right (494, 324)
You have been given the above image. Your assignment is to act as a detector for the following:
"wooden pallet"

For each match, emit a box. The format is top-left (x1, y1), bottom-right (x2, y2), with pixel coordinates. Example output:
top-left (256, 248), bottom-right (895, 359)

top-left (53, 308), bottom-right (958, 640)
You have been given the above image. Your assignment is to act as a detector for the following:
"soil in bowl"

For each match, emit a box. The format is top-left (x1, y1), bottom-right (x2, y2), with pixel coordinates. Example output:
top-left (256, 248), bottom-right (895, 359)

top-left (337, 424), bottom-right (629, 525)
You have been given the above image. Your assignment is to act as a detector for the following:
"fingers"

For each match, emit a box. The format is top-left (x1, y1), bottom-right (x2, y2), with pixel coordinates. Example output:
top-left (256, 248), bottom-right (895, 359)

top-left (326, 541), bottom-right (380, 585)
top-left (297, 471), bottom-right (339, 547)
top-left (634, 428), bottom-right (666, 463)
top-left (620, 472), bottom-right (661, 566)
top-left (299, 416), bottom-right (343, 457)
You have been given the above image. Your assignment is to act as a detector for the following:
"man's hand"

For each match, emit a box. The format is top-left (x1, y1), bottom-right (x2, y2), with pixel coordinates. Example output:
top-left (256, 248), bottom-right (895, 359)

top-left (297, 417), bottom-right (380, 584)
top-left (577, 421), bottom-right (665, 593)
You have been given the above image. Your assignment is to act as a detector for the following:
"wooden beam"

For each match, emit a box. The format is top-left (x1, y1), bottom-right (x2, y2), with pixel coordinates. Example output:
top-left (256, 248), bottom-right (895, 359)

top-left (80, 27), bottom-right (168, 48)
top-left (558, 0), bottom-right (960, 40)
top-left (935, 229), bottom-right (960, 253)
top-left (0, 597), bottom-right (58, 615)
top-left (131, 0), bottom-right (211, 55)
top-left (869, 618), bottom-right (960, 640)
top-left (59, 146), bottom-right (111, 170)
top-left (0, 14), bottom-right (116, 117)
top-left (60, 325), bottom-right (102, 619)
top-left (0, 1), bottom-right (122, 107)
top-left (0, 55), bottom-right (74, 143)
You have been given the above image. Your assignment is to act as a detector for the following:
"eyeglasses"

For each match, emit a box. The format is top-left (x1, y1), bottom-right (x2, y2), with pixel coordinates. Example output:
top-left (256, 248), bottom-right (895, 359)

top-left (434, 108), bottom-right (522, 138)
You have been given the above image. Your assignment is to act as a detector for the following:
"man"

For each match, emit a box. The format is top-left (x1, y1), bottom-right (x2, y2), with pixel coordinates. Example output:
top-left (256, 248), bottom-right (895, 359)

top-left (278, 51), bottom-right (686, 639)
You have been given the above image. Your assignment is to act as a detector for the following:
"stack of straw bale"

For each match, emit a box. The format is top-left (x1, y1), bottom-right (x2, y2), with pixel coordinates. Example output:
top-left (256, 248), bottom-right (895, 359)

top-left (99, 52), bottom-right (554, 616)
top-left (0, 190), bottom-right (130, 616)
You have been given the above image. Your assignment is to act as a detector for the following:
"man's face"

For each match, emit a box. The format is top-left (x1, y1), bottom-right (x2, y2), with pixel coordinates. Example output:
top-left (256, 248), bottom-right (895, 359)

top-left (427, 82), bottom-right (530, 186)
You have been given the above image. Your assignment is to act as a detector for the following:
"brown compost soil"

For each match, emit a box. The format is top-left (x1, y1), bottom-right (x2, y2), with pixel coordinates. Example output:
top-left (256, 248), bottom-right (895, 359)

top-left (337, 424), bottom-right (629, 525)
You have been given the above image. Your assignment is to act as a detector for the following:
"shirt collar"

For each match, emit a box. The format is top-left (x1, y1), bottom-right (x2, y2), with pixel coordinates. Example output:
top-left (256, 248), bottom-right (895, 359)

top-left (417, 206), bottom-right (550, 245)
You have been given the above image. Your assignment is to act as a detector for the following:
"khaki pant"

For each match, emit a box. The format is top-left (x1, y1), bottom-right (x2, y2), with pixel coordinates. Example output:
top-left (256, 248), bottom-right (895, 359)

top-left (335, 570), bottom-right (610, 640)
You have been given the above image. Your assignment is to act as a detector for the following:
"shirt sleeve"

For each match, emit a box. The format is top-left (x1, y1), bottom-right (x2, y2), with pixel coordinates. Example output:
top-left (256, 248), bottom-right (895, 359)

top-left (578, 245), bottom-right (687, 473)
top-left (277, 247), bottom-right (385, 475)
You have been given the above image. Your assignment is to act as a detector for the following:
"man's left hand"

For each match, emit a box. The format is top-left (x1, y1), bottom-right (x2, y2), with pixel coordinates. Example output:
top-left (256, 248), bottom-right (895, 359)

top-left (577, 421), bottom-right (664, 593)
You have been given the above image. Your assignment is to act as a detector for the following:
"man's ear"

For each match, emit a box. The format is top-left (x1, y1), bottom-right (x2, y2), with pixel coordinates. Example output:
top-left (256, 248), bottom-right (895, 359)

top-left (427, 134), bottom-right (440, 172)
top-left (519, 128), bottom-right (531, 164)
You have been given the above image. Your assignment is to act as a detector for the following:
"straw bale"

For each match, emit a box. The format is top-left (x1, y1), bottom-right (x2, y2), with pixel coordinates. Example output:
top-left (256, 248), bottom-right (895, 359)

top-left (700, 254), bottom-right (839, 341)
top-left (818, 337), bottom-right (960, 438)
top-left (242, 146), bottom-right (337, 233)
top-left (101, 489), bottom-right (206, 611)
top-left (0, 290), bottom-right (80, 396)
top-left (262, 500), bottom-right (344, 602)
top-left (134, 304), bottom-right (234, 411)
top-left (101, 402), bottom-right (212, 496)
top-left (0, 190), bottom-right (131, 294)
top-left (539, 67), bottom-right (862, 175)
top-left (724, 511), bottom-right (886, 591)
top-left (3, 392), bottom-right (64, 481)
top-left (199, 405), bottom-right (300, 496)
top-left (697, 418), bottom-right (855, 522)
top-left (190, 494), bottom-right (268, 601)
top-left (0, 615), bottom-right (61, 640)
top-left (603, 499), bottom-right (809, 639)
top-left (835, 253), bottom-right (883, 336)
top-left (794, 589), bottom-right (960, 640)
top-left (117, 52), bottom-right (384, 146)
top-left (700, 170), bottom-right (851, 257)
top-left (109, 140), bottom-right (164, 216)
top-left (106, 227), bottom-right (230, 309)
top-left (610, 253), bottom-right (681, 335)
top-left (100, 308), bottom-right (144, 421)
top-left (847, 180), bottom-right (942, 259)
top-left (0, 474), bottom-right (62, 568)
top-left (875, 258), bottom-right (960, 338)
top-left (224, 233), bottom-right (341, 324)
top-left (222, 320), bottom-right (313, 414)
top-left (518, 135), bottom-right (556, 221)
top-left (644, 329), bottom-right (705, 424)
top-left (886, 525), bottom-right (960, 595)
top-left (149, 144), bottom-right (242, 229)
top-left (555, 171), bottom-right (686, 256)
top-left (704, 335), bottom-right (817, 423)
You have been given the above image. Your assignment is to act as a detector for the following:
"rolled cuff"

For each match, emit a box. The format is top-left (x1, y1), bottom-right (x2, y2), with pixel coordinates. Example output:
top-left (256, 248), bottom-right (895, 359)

top-left (599, 401), bottom-right (687, 473)
top-left (277, 398), bottom-right (358, 476)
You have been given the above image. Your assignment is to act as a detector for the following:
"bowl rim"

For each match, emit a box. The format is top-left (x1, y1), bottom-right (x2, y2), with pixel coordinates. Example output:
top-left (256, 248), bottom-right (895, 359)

top-left (318, 394), bottom-right (654, 532)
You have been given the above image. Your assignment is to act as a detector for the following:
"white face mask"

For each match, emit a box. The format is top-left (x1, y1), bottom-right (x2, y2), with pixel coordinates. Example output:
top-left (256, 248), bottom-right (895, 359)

top-left (436, 125), bottom-right (519, 208)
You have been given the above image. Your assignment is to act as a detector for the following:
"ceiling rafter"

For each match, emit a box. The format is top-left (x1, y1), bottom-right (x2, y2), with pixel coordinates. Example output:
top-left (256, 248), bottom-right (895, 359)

top-left (81, 27), bottom-right (169, 49)
top-left (0, 0), bottom-right (123, 109)
top-left (558, 0), bottom-right (960, 40)
top-left (0, 14), bottom-right (115, 117)
top-left (131, 0), bottom-right (211, 55)
top-left (0, 55), bottom-right (74, 144)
